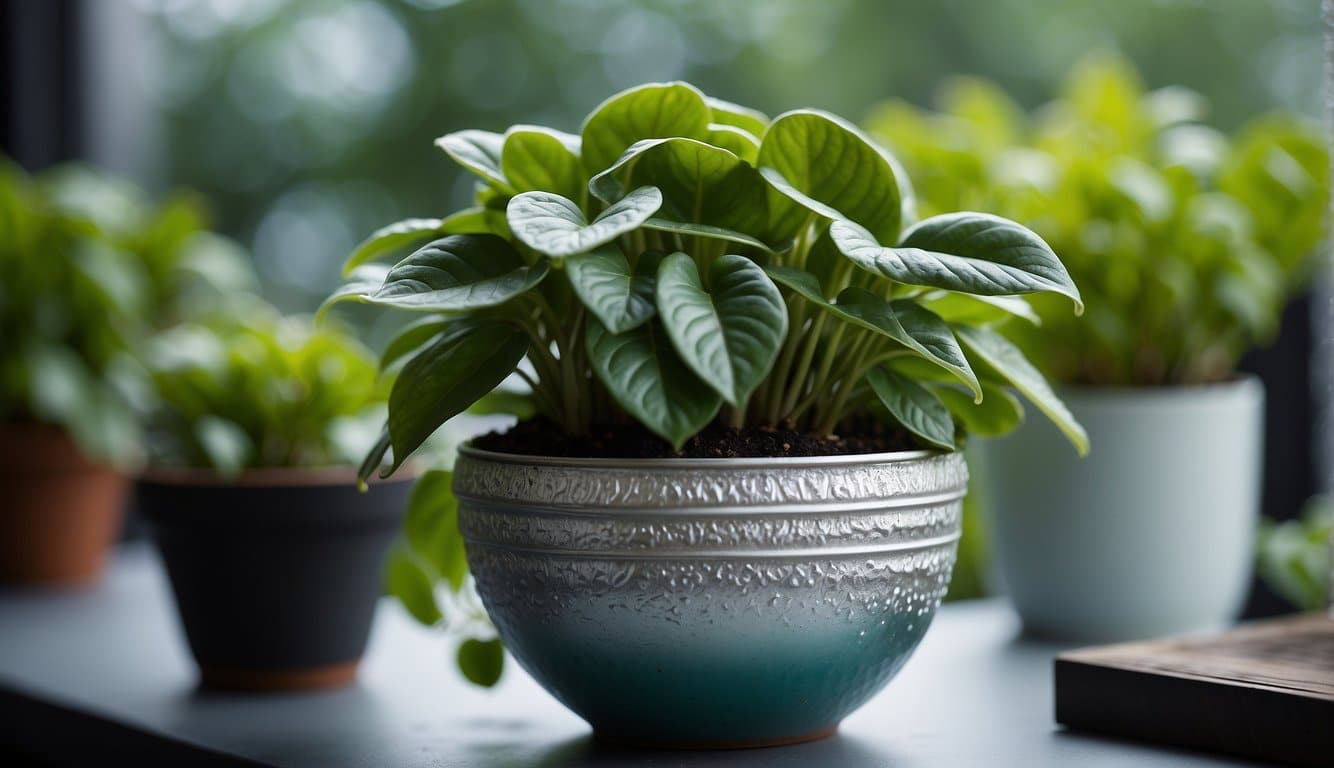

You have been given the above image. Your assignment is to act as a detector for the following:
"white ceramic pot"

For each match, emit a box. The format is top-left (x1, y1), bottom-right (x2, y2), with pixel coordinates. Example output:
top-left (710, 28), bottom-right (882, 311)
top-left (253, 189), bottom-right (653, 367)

top-left (975, 376), bottom-right (1263, 642)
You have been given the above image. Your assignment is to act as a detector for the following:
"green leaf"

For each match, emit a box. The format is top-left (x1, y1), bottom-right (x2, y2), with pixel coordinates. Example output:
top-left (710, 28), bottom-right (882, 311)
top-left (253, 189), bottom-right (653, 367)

top-left (831, 214), bottom-right (1083, 311)
top-left (641, 218), bottom-right (773, 253)
top-left (380, 316), bottom-right (450, 372)
top-left (758, 109), bottom-right (904, 242)
top-left (566, 248), bottom-right (659, 334)
top-left (867, 367), bottom-right (956, 450)
top-left (402, 469), bottom-right (468, 592)
top-left (507, 186), bottom-right (661, 259)
top-left (194, 416), bottom-right (252, 475)
top-left (457, 638), bottom-right (505, 687)
top-left (707, 96), bottom-right (768, 137)
top-left (442, 206), bottom-right (513, 239)
top-left (502, 125), bottom-right (585, 203)
top-left (707, 124), bottom-right (760, 163)
top-left (368, 235), bottom-right (549, 312)
top-left (585, 316), bottom-right (721, 449)
top-left (591, 137), bottom-right (796, 247)
top-left (656, 253), bottom-right (787, 406)
top-left (580, 82), bottom-right (710, 175)
top-left (359, 428), bottom-right (392, 488)
top-left (766, 269), bottom-right (981, 399)
top-left (921, 292), bottom-right (1041, 327)
top-left (318, 264), bottom-right (390, 322)
top-left (765, 265), bottom-right (830, 302)
top-left (435, 129), bottom-right (510, 190)
top-left (933, 380), bottom-right (1024, 437)
top-left (385, 545), bottom-right (443, 626)
top-left (343, 218), bottom-right (446, 275)
top-left (954, 325), bottom-right (1089, 455)
top-left (467, 389), bottom-right (537, 420)
top-left (386, 321), bottom-right (529, 474)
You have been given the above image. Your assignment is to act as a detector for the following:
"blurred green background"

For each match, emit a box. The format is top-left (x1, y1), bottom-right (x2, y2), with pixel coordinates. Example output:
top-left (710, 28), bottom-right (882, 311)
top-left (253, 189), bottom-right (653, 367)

top-left (128, 0), bottom-right (1323, 311)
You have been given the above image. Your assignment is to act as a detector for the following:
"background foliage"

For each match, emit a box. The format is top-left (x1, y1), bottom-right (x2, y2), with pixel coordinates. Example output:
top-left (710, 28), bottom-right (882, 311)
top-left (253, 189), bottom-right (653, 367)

top-left (868, 53), bottom-right (1329, 386)
top-left (130, 0), bottom-right (1323, 314)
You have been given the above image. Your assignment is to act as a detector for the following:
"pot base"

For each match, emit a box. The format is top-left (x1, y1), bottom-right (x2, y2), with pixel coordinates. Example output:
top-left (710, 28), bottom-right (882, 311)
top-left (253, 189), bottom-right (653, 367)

top-left (199, 661), bottom-right (359, 692)
top-left (593, 725), bottom-right (838, 751)
top-left (0, 425), bottom-right (127, 587)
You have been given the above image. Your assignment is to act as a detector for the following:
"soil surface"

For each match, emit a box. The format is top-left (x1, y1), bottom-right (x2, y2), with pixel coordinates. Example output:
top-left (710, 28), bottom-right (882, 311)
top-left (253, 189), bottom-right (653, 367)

top-left (471, 417), bottom-right (919, 459)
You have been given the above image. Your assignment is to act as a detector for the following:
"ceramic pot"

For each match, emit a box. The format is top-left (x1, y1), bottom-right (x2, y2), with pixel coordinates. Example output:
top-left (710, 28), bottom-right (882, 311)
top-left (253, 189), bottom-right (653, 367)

top-left (454, 446), bottom-right (966, 748)
top-left (137, 468), bottom-right (412, 691)
top-left (0, 424), bottom-right (128, 586)
top-left (976, 376), bottom-right (1262, 642)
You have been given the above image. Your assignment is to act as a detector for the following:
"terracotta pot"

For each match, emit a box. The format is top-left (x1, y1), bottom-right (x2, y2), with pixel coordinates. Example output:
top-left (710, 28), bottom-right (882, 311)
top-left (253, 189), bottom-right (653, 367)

top-left (0, 424), bottom-right (128, 586)
top-left (137, 467), bottom-right (413, 692)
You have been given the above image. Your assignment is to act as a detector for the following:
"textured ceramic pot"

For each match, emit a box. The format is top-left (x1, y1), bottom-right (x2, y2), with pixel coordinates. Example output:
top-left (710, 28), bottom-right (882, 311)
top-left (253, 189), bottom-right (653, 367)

top-left (138, 468), bottom-right (412, 691)
top-left (0, 424), bottom-right (128, 586)
top-left (454, 446), bottom-right (966, 748)
top-left (975, 376), bottom-right (1262, 642)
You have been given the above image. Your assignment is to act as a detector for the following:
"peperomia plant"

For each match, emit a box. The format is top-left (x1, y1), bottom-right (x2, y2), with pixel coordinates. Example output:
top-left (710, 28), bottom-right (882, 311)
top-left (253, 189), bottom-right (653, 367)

top-left (866, 54), bottom-right (1330, 386)
top-left (143, 310), bottom-right (387, 475)
top-left (0, 157), bottom-right (256, 464)
top-left (324, 81), bottom-right (1089, 482)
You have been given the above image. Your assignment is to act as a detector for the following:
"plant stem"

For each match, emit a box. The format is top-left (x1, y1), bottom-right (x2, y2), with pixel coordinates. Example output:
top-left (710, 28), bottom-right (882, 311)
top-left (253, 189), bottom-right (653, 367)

top-left (779, 311), bottom-right (827, 418)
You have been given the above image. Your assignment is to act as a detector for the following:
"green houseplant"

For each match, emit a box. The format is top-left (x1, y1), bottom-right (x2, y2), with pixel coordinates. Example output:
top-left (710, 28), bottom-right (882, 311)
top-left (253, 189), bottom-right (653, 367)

top-left (0, 158), bottom-right (253, 585)
top-left (136, 312), bottom-right (414, 691)
top-left (869, 54), bottom-right (1329, 640)
top-left (326, 81), bottom-right (1085, 746)
top-left (1258, 497), bottom-right (1332, 613)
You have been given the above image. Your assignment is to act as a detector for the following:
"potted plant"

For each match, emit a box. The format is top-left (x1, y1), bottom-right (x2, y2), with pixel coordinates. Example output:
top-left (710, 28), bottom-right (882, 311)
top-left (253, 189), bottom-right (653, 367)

top-left (136, 311), bottom-right (413, 691)
top-left (324, 81), bottom-right (1086, 746)
top-left (0, 159), bottom-right (252, 585)
top-left (869, 54), bottom-right (1329, 641)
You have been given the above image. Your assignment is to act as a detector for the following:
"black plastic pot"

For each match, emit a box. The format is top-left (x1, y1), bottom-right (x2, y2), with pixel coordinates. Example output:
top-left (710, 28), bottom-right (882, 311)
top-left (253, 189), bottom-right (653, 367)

top-left (137, 468), bottom-right (412, 692)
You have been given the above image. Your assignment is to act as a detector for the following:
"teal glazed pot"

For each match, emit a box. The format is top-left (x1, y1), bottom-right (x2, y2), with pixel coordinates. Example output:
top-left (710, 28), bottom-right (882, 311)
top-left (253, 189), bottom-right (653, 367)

top-left (453, 447), bottom-right (966, 748)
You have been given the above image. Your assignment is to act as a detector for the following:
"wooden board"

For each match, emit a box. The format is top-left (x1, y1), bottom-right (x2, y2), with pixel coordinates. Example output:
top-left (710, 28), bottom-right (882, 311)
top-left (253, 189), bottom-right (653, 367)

top-left (1056, 613), bottom-right (1334, 766)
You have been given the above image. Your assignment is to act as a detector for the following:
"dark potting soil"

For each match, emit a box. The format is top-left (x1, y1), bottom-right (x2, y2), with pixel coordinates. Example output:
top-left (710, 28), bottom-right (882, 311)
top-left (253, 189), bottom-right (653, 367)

top-left (471, 417), bottom-right (919, 459)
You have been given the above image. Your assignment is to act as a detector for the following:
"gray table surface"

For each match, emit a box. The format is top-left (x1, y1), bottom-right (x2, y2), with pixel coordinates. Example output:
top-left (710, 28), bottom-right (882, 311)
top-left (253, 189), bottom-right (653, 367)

top-left (0, 544), bottom-right (1258, 767)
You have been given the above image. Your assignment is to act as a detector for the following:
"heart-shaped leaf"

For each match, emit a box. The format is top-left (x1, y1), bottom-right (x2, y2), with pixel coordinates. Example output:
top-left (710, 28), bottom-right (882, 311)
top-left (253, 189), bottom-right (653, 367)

top-left (507, 186), bottom-right (662, 259)
top-left (707, 96), bottom-right (768, 138)
top-left (830, 213), bottom-right (1083, 311)
top-left (502, 125), bottom-right (585, 203)
top-left (758, 109), bottom-right (905, 242)
top-left (566, 248), bottom-right (659, 334)
top-left (585, 316), bottom-right (721, 449)
top-left (932, 380), bottom-right (1024, 438)
top-left (435, 130), bottom-right (510, 190)
top-left (954, 325), bottom-right (1089, 455)
top-left (386, 320), bottom-right (529, 474)
top-left (591, 138), bottom-right (798, 246)
top-left (765, 267), bottom-right (980, 398)
top-left (343, 218), bottom-right (446, 275)
top-left (580, 82), bottom-right (711, 175)
top-left (370, 235), bottom-right (549, 312)
top-left (867, 366), bottom-right (956, 450)
top-left (656, 253), bottom-right (787, 406)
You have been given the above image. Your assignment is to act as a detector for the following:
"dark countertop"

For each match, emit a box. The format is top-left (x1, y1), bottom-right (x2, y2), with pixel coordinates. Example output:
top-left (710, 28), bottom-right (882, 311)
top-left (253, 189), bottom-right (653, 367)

top-left (0, 544), bottom-right (1256, 767)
